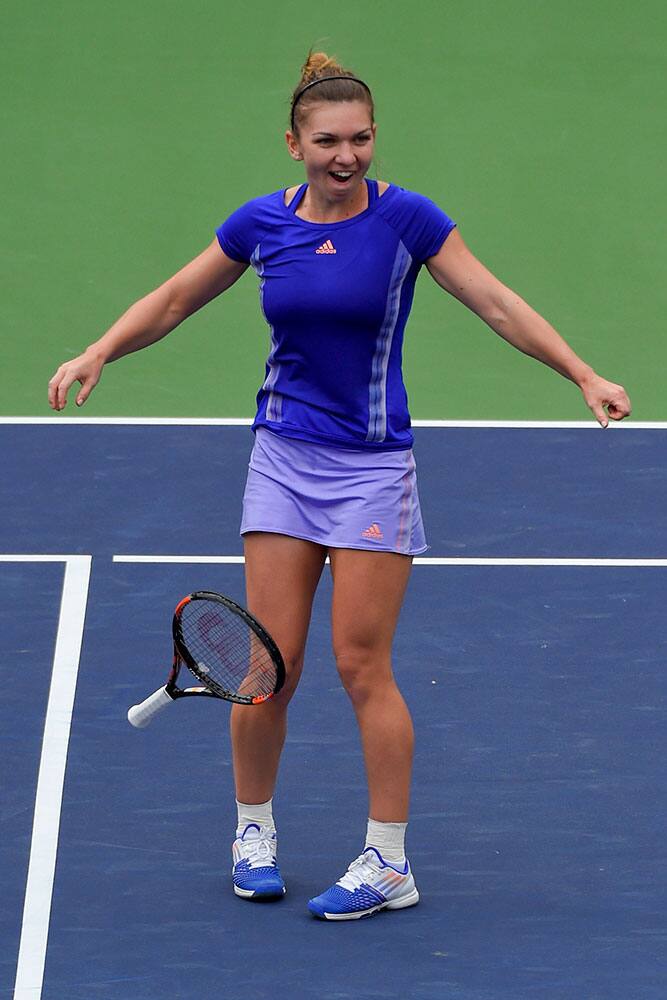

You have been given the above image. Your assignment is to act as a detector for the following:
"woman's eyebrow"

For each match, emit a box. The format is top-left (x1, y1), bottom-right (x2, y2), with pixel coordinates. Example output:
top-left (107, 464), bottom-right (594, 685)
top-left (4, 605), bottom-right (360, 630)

top-left (312, 129), bottom-right (372, 138)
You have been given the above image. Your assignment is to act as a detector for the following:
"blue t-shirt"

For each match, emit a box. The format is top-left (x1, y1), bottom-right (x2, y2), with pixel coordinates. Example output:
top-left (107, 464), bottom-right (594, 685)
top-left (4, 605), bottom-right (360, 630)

top-left (216, 179), bottom-right (455, 450)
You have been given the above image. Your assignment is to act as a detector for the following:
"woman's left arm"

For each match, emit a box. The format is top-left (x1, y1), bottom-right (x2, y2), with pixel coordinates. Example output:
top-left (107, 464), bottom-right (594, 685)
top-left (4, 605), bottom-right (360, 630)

top-left (426, 229), bottom-right (631, 426)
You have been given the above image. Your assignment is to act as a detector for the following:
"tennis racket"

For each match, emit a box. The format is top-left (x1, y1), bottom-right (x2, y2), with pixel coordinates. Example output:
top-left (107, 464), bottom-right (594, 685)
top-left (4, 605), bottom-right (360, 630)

top-left (127, 591), bottom-right (285, 728)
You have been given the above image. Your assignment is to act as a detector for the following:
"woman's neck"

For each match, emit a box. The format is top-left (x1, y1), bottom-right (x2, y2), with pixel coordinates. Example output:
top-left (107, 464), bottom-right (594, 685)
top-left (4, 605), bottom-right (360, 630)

top-left (297, 179), bottom-right (369, 223)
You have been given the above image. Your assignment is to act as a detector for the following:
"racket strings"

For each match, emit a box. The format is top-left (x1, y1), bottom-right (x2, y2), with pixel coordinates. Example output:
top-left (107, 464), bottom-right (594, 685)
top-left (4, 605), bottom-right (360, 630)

top-left (179, 601), bottom-right (278, 699)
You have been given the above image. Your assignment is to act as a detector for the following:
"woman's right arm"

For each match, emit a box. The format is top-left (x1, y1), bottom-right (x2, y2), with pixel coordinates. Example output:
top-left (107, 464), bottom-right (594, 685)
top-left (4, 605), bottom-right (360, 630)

top-left (48, 241), bottom-right (248, 411)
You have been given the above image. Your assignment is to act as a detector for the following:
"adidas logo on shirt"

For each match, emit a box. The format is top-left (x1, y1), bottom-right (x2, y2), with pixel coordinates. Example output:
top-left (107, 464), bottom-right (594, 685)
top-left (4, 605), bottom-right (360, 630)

top-left (315, 240), bottom-right (336, 254)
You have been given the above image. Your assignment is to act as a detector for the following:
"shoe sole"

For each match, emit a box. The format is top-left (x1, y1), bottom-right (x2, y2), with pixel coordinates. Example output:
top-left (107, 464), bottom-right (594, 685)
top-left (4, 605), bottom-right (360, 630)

top-left (234, 884), bottom-right (286, 899)
top-left (309, 887), bottom-right (420, 920)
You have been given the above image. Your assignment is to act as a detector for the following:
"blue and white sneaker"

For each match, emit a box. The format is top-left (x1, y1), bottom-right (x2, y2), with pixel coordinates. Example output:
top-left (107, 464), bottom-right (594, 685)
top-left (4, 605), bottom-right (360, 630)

top-left (308, 847), bottom-right (419, 920)
top-left (232, 823), bottom-right (286, 899)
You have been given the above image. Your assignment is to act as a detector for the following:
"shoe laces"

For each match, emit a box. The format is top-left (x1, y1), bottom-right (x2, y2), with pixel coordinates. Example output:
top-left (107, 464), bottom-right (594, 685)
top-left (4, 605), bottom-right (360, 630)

top-left (337, 850), bottom-right (383, 892)
top-left (237, 824), bottom-right (276, 868)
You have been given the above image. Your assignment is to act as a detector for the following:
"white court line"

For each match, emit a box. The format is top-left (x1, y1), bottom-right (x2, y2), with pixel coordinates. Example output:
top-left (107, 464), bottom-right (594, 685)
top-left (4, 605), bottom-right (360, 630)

top-left (0, 417), bottom-right (665, 429)
top-left (8, 555), bottom-right (92, 1000)
top-left (413, 557), bottom-right (667, 567)
top-left (114, 554), bottom-right (245, 563)
top-left (0, 554), bottom-right (88, 562)
top-left (112, 555), bottom-right (667, 567)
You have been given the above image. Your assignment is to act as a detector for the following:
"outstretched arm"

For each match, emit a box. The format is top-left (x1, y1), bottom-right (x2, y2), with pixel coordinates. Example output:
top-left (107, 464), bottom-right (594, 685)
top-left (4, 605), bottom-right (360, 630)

top-left (48, 241), bottom-right (247, 411)
top-left (426, 230), bottom-right (631, 426)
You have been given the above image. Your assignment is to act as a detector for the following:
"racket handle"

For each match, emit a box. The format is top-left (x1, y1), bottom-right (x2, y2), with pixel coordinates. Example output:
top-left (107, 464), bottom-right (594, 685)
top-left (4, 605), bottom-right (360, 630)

top-left (127, 686), bottom-right (174, 728)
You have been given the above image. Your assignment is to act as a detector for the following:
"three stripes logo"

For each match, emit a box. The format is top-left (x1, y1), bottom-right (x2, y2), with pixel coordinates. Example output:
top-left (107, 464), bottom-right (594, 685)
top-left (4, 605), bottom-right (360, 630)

top-left (315, 239), bottom-right (336, 254)
top-left (361, 522), bottom-right (384, 542)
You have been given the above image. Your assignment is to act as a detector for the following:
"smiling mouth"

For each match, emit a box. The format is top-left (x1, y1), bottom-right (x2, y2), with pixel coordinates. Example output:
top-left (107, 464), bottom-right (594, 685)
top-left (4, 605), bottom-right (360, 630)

top-left (329, 171), bottom-right (354, 184)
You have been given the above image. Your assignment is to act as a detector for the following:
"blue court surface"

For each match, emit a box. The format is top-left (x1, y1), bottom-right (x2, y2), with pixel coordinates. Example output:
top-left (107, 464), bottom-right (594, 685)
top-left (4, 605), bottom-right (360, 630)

top-left (2, 421), bottom-right (666, 1000)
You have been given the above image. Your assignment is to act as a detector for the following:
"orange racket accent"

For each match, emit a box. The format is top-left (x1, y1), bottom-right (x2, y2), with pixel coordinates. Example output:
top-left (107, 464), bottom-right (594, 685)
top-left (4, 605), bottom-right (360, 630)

top-left (174, 595), bottom-right (192, 616)
top-left (251, 693), bottom-right (273, 704)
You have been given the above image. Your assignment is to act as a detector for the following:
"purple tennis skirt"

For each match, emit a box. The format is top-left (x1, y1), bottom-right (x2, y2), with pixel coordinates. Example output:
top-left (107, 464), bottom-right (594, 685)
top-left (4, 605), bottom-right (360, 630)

top-left (240, 428), bottom-right (428, 555)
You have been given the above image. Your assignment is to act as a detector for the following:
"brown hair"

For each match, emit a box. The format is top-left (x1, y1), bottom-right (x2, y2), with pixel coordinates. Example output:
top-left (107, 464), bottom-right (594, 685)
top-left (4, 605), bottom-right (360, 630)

top-left (290, 50), bottom-right (374, 133)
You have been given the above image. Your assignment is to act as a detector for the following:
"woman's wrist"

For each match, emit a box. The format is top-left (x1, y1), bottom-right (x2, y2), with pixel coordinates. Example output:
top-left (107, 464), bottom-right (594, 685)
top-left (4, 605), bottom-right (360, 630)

top-left (573, 365), bottom-right (599, 390)
top-left (84, 343), bottom-right (111, 366)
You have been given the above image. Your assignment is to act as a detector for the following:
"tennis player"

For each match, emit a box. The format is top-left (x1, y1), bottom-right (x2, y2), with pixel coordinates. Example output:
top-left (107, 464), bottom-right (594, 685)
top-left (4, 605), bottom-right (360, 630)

top-left (48, 51), bottom-right (631, 920)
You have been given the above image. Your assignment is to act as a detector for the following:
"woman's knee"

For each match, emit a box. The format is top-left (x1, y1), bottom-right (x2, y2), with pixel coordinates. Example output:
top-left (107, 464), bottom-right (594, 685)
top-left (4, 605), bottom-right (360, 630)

top-left (334, 645), bottom-right (392, 703)
top-left (273, 649), bottom-right (306, 705)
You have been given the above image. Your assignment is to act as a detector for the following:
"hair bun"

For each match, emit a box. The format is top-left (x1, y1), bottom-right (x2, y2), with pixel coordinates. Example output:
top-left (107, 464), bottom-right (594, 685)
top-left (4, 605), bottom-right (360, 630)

top-left (300, 50), bottom-right (344, 86)
top-left (290, 49), bottom-right (373, 132)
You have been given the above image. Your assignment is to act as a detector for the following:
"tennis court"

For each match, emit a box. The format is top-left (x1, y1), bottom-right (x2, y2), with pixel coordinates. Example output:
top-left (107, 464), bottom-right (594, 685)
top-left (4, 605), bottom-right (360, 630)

top-left (3, 0), bottom-right (666, 995)
top-left (2, 420), bottom-right (666, 999)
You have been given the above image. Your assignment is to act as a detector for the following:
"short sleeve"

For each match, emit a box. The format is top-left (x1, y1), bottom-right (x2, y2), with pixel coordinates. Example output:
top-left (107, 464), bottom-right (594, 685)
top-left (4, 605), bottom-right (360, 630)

top-left (379, 189), bottom-right (456, 264)
top-left (403, 192), bottom-right (456, 262)
top-left (215, 200), bottom-right (260, 263)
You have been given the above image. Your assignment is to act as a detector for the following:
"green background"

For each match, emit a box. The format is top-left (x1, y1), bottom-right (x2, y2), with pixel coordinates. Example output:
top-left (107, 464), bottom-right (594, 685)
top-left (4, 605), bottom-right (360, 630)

top-left (4, 0), bottom-right (665, 419)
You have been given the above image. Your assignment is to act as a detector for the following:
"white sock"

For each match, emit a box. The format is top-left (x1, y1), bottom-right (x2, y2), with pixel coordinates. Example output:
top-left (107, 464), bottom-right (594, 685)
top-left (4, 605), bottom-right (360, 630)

top-left (236, 798), bottom-right (275, 837)
top-left (365, 818), bottom-right (407, 864)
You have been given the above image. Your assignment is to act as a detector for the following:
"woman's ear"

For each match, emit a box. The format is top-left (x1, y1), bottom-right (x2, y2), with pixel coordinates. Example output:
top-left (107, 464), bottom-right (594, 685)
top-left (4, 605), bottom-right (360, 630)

top-left (285, 130), bottom-right (303, 161)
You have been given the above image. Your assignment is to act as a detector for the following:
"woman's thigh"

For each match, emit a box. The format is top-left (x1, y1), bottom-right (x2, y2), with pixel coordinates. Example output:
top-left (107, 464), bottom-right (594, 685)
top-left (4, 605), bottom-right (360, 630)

top-left (243, 532), bottom-right (327, 680)
top-left (329, 549), bottom-right (413, 680)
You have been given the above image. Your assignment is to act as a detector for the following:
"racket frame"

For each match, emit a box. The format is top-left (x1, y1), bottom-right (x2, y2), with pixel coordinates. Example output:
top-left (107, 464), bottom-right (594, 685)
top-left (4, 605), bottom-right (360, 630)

top-left (128, 590), bottom-right (286, 728)
top-left (172, 590), bottom-right (286, 705)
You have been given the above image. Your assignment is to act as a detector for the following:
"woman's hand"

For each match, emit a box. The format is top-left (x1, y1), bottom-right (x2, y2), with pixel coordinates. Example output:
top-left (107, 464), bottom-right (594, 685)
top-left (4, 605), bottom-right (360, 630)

top-left (579, 373), bottom-right (632, 428)
top-left (48, 349), bottom-right (105, 411)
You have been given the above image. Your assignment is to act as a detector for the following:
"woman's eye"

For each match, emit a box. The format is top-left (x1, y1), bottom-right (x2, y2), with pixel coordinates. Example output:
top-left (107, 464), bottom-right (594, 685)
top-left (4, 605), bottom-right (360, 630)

top-left (314, 136), bottom-right (371, 146)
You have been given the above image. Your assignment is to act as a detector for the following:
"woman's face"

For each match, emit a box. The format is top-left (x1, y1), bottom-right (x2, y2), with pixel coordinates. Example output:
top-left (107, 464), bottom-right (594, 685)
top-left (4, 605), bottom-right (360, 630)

top-left (286, 100), bottom-right (376, 201)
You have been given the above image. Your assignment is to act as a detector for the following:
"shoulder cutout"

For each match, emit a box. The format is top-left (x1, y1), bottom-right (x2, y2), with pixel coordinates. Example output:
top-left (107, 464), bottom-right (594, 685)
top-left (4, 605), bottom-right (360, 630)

top-left (285, 181), bottom-right (388, 206)
top-left (284, 185), bottom-right (300, 207)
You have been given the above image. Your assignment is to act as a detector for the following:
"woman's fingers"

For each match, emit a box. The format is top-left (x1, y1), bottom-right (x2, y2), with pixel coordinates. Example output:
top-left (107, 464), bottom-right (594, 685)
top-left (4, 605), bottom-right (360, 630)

top-left (606, 393), bottom-right (632, 421)
top-left (582, 377), bottom-right (632, 428)
top-left (73, 370), bottom-right (99, 407)
top-left (48, 357), bottom-right (101, 410)
top-left (47, 366), bottom-right (76, 411)
top-left (75, 382), bottom-right (89, 406)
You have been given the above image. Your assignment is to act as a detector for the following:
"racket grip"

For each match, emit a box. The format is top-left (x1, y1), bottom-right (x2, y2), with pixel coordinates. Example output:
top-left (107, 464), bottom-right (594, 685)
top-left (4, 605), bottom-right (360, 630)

top-left (127, 686), bottom-right (174, 728)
